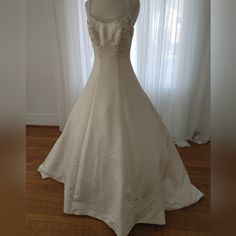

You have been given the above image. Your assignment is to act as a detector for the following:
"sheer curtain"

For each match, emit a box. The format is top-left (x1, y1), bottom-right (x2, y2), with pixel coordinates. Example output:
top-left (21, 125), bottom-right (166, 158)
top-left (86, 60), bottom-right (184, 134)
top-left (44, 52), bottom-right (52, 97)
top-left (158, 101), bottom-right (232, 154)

top-left (48, 0), bottom-right (93, 128)
top-left (49, 0), bottom-right (210, 146)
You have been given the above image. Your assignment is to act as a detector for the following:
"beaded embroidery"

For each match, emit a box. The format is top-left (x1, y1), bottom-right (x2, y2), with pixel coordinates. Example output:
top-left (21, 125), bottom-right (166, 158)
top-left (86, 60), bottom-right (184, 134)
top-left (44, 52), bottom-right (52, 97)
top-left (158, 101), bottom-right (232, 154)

top-left (86, 0), bottom-right (134, 54)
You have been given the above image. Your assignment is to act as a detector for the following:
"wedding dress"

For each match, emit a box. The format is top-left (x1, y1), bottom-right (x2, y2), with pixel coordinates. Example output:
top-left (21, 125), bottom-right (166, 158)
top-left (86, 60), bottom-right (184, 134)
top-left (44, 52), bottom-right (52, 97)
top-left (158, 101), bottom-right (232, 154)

top-left (37, 0), bottom-right (203, 235)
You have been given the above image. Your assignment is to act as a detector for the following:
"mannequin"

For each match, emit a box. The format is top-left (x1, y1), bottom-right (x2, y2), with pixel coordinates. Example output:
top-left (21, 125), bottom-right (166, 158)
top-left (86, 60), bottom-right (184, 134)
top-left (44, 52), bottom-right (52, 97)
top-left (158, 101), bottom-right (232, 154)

top-left (88, 0), bottom-right (140, 21)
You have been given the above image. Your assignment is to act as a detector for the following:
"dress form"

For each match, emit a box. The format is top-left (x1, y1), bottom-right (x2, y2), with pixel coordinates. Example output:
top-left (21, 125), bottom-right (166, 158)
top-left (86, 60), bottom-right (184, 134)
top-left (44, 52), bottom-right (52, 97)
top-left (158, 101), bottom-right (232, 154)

top-left (89, 0), bottom-right (139, 21)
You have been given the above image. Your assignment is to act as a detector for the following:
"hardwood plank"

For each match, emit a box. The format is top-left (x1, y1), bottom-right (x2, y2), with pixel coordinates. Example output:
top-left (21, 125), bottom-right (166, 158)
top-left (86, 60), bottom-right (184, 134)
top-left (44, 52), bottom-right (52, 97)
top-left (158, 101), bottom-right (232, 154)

top-left (26, 126), bottom-right (210, 235)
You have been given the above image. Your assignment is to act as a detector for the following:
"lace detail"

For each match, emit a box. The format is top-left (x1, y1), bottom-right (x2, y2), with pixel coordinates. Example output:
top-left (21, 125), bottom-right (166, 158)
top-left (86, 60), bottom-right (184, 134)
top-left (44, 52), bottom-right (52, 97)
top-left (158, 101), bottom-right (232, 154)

top-left (87, 15), bottom-right (133, 54)
top-left (89, 12), bottom-right (130, 24)
top-left (87, 17), bottom-right (102, 50)
top-left (85, 0), bottom-right (134, 55)
top-left (112, 16), bottom-right (134, 53)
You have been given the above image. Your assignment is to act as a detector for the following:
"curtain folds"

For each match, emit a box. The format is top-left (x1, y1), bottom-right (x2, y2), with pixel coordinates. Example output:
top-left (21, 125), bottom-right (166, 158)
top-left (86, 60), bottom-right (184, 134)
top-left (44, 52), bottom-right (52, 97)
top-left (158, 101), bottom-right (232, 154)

top-left (48, 0), bottom-right (93, 129)
top-left (49, 0), bottom-right (210, 146)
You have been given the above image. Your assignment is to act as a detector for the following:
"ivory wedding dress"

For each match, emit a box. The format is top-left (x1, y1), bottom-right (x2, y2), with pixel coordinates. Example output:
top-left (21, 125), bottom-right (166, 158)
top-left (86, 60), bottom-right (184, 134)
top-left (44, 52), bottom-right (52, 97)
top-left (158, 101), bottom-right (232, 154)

top-left (37, 0), bottom-right (203, 235)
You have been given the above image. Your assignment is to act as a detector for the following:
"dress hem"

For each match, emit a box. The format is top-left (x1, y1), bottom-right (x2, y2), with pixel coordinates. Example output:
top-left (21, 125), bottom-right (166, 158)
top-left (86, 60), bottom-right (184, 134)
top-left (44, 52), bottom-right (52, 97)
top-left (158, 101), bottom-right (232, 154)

top-left (37, 165), bottom-right (204, 236)
top-left (64, 204), bottom-right (166, 236)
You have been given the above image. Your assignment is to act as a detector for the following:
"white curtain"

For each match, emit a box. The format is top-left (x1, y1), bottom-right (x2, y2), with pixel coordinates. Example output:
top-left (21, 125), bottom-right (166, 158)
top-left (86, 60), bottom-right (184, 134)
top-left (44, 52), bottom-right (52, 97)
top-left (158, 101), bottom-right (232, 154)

top-left (49, 0), bottom-right (210, 147)
top-left (48, 0), bottom-right (93, 128)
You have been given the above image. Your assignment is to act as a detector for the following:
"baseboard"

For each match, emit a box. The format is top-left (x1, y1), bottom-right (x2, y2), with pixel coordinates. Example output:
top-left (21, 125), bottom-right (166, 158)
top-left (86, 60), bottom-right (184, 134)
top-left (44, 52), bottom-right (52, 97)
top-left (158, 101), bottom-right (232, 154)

top-left (26, 113), bottom-right (59, 126)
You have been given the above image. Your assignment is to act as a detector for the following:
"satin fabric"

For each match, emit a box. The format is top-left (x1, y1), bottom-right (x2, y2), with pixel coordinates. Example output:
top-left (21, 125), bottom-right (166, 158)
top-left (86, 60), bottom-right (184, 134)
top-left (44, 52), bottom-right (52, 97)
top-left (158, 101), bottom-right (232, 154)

top-left (37, 1), bottom-right (203, 235)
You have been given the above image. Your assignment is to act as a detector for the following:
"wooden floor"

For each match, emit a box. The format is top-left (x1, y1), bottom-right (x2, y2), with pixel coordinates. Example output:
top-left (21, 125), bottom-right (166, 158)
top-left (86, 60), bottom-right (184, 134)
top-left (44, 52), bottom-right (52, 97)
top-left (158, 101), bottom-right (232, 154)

top-left (26, 126), bottom-right (210, 236)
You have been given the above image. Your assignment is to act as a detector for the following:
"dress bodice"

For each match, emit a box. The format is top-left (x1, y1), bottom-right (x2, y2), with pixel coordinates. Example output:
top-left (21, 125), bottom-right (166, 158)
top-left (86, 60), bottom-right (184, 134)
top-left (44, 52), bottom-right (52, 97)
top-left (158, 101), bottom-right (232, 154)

top-left (85, 0), bottom-right (138, 58)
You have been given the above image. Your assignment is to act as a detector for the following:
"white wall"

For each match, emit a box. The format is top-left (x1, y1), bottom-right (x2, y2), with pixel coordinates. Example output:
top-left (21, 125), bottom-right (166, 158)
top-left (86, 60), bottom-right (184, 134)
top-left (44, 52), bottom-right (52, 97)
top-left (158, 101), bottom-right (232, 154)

top-left (26, 0), bottom-right (59, 126)
top-left (212, 0), bottom-right (236, 144)
top-left (0, 0), bottom-right (26, 129)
